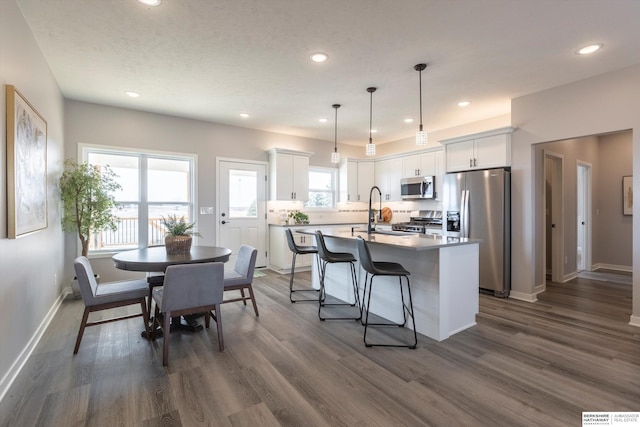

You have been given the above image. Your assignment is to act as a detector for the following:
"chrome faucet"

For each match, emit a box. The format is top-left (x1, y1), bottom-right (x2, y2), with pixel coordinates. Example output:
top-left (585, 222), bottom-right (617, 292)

top-left (368, 186), bottom-right (383, 235)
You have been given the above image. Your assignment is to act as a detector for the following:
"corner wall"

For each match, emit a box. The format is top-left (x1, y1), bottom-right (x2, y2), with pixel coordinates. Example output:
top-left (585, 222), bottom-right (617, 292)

top-left (0, 0), bottom-right (66, 399)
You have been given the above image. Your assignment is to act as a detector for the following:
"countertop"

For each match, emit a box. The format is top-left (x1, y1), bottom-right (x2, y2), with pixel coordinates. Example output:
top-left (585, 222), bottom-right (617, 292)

top-left (297, 227), bottom-right (480, 251)
top-left (269, 222), bottom-right (367, 227)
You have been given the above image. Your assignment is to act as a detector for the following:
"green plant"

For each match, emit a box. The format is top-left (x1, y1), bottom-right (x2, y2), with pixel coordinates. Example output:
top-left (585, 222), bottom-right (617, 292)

top-left (59, 159), bottom-right (122, 257)
top-left (161, 214), bottom-right (201, 236)
top-left (288, 210), bottom-right (309, 224)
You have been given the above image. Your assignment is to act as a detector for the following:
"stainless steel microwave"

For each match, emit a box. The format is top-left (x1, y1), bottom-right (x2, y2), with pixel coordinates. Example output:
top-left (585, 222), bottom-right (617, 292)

top-left (401, 176), bottom-right (435, 199)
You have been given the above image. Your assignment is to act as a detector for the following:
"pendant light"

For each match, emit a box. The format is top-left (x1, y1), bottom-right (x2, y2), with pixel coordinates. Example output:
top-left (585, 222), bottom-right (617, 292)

top-left (414, 63), bottom-right (428, 146)
top-left (366, 87), bottom-right (377, 156)
top-left (331, 104), bottom-right (341, 164)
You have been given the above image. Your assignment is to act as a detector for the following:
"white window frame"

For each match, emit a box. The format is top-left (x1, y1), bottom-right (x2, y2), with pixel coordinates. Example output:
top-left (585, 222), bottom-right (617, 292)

top-left (79, 143), bottom-right (198, 257)
top-left (305, 166), bottom-right (338, 212)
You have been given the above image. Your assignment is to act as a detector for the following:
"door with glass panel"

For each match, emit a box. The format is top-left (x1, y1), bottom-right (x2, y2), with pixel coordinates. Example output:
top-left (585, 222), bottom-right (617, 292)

top-left (217, 160), bottom-right (267, 267)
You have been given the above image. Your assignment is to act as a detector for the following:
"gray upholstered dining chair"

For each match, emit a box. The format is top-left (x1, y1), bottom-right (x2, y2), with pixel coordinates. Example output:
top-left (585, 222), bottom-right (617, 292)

top-left (222, 245), bottom-right (259, 316)
top-left (73, 256), bottom-right (150, 354)
top-left (151, 262), bottom-right (225, 366)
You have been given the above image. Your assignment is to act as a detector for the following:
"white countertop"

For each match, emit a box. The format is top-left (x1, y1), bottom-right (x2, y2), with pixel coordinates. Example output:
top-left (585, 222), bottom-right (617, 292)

top-left (298, 227), bottom-right (480, 251)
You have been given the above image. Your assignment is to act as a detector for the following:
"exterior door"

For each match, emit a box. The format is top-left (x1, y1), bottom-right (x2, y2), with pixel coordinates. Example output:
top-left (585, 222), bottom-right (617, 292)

top-left (217, 159), bottom-right (267, 267)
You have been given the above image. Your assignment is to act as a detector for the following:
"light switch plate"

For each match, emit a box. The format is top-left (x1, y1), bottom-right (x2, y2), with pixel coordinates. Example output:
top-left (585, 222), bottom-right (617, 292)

top-left (200, 206), bottom-right (214, 214)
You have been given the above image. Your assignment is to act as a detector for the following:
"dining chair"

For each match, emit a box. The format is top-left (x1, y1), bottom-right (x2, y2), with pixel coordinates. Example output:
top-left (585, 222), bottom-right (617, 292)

top-left (151, 262), bottom-right (225, 366)
top-left (222, 245), bottom-right (259, 316)
top-left (73, 256), bottom-right (150, 354)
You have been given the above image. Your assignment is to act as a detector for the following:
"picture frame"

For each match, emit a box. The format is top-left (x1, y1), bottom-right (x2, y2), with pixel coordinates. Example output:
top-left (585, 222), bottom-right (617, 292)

top-left (6, 85), bottom-right (48, 238)
top-left (622, 175), bottom-right (633, 216)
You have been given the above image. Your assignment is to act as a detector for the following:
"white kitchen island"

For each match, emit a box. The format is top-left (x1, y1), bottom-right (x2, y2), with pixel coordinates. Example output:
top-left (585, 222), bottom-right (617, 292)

top-left (300, 228), bottom-right (480, 342)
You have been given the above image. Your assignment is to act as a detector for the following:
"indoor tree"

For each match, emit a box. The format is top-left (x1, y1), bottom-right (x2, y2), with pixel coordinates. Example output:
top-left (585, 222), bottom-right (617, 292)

top-left (59, 159), bottom-right (122, 257)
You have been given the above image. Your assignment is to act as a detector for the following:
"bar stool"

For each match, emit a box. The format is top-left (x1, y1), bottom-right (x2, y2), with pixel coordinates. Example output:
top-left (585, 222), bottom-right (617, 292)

top-left (285, 228), bottom-right (320, 303)
top-left (356, 236), bottom-right (417, 348)
top-left (315, 230), bottom-right (361, 321)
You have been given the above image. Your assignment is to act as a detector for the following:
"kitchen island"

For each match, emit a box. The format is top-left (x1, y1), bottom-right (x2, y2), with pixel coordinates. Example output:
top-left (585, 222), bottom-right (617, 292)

top-left (299, 227), bottom-right (480, 341)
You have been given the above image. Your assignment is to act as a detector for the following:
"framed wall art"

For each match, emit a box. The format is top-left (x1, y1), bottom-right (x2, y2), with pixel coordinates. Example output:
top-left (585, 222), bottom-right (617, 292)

top-left (6, 84), bottom-right (48, 238)
top-left (623, 175), bottom-right (633, 216)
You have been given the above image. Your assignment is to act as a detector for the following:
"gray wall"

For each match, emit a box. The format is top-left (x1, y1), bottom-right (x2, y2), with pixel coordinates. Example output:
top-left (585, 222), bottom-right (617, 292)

top-left (0, 0), bottom-right (66, 394)
top-left (511, 63), bottom-right (640, 325)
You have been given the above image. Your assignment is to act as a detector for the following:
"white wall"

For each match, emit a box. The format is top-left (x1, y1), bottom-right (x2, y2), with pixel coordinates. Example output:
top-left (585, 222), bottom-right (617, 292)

top-left (0, 0), bottom-right (66, 398)
top-left (511, 64), bottom-right (640, 325)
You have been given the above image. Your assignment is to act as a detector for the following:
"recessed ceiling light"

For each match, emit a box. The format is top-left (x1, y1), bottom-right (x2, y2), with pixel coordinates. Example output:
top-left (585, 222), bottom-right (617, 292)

top-left (239, 113), bottom-right (250, 118)
top-left (126, 91), bottom-right (140, 98)
top-left (404, 118), bottom-right (414, 123)
top-left (310, 52), bottom-right (329, 63)
top-left (318, 117), bottom-right (328, 123)
top-left (576, 43), bottom-right (603, 55)
top-left (138, 0), bottom-right (162, 6)
top-left (457, 101), bottom-right (471, 107)
top-left (370, 129), bottom-right (378, 134)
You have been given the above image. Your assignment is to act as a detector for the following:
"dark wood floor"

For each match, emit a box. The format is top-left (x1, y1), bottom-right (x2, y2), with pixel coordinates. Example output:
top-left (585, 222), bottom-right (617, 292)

top-left (1, 270), bottom-right (639, 427)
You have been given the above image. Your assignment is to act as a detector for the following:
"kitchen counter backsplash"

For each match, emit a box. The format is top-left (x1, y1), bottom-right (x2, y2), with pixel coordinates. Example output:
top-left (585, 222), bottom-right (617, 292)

top-left (267, 200), bottom-right (439, 226)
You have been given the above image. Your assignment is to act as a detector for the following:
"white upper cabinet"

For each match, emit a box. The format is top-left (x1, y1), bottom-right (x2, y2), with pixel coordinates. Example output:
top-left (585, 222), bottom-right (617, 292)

top-left (375, 157), bottom-right (403, 201)
top-left (340, 159), bottom-right (375, 202)
top-left (441, 127), bottom-right (515, 172)
top-left (267, 148), bottom-right (311, 201)
top-left (403, 150), bottom-right (440, 178)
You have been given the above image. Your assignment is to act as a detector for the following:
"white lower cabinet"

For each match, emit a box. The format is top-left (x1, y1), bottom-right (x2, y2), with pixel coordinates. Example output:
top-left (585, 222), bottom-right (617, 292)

top-left (268, 226), bottom-right (316, 274)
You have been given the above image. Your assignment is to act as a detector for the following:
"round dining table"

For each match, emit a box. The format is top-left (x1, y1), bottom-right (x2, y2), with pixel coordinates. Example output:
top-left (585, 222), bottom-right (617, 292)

top-left (112, 245), bottom-right (232, 272)
top-left (112, 245), bottom-right (232, 334)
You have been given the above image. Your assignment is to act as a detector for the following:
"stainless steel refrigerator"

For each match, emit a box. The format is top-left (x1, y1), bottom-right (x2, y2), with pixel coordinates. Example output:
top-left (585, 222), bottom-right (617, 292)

top-left (442, 168), bottom-right (511, 297)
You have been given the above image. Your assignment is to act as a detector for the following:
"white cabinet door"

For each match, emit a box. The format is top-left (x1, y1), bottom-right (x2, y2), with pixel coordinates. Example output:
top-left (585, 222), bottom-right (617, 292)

top-left (292, 154), bottom-right (309, 202)
top-left (474, 134), bottom-right (509, 169)
top-left (446, 140), bottom-right (475, 172)
top-left (269, 150), bottom-right (310, 201)
top-left (375, 159), bottom-right (396, 201)
top-left (340, 159), bottom-right (374, 202)
top-left (402, 155), bottom-right (419, 177)
top-left (416, 152), bottom-right (437, 176)
top-left (385, 157), bottom-right (403, 201)
top-left (357, 161), bottom-right (375, 202)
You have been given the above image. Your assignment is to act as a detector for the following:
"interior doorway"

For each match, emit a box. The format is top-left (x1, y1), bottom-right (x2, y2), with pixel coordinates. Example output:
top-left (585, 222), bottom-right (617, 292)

top-left (544, 151), bottom-right (564, 284)
top-left (576, 162), bottom-right (592, 272)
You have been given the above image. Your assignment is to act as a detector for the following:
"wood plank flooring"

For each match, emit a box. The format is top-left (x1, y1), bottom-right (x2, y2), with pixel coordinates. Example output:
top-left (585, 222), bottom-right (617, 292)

top-left (1, 270), bottom-right (639, 426)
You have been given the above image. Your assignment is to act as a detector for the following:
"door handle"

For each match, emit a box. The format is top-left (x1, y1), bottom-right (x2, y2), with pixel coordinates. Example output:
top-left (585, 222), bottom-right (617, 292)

top-left (221, 220), bottom-right (231, 225)
top-left (551, 224), bottom-right (556, 228)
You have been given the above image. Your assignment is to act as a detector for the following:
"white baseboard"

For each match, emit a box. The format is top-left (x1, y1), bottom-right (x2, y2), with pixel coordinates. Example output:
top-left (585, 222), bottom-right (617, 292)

top-left (0, 288), bottom-right (71, 403)
top-left (591, 263), bottom-right (632, 273)
top-left (563, 271), bottom-right (579, 282)
top-left (629, 315), bottom-right (640, 328)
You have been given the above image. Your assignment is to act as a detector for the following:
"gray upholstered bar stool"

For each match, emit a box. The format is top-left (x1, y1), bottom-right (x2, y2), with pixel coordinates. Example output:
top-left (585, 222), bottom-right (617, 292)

top-left (356, 236), bottom-right (417, 348)
top-left (285, 228), bottom-right (320, 303)
top-left (315, 230), bottom-right (361, 321)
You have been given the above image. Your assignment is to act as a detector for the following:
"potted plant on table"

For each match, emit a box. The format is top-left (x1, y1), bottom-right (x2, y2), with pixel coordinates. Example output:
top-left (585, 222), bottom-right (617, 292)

top-left (59, 159), bottom-right (122, 257)
top-left (161, 214), bottom-right (201, 254)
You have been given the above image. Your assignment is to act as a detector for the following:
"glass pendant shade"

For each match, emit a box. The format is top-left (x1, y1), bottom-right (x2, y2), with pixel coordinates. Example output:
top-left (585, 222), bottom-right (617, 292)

top-left (416, 129), bottom-right (427, 145)
top-left (366, 141), bottom-right (376, 156)
top-left (331, 150), bottom-right (340, 164)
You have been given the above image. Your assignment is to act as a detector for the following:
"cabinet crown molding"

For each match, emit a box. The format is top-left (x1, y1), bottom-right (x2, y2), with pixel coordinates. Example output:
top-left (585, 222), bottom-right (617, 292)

top-left (439, 126), bottom-right (516, 145)
top-left (267, 148), bottom-right (313, 157)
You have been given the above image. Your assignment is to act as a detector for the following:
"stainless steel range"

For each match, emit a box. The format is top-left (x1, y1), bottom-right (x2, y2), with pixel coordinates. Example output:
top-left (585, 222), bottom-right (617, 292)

top-left (392, 210), bottom-right (442, 233)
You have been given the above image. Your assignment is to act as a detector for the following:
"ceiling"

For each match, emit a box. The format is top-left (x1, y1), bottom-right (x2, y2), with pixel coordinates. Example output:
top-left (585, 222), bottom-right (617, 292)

top-left (16, 0), bottom-right (640, 146)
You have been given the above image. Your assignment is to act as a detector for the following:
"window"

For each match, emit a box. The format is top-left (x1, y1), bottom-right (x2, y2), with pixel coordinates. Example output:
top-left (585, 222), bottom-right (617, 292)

top-left (82, 146), bottom-right (195, 253)
top-left (305, 167), bottom-right (336, 209)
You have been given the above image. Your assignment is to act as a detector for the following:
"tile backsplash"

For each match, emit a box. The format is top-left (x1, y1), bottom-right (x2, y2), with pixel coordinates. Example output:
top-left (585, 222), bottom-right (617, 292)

top-left (267, 199), bottom-right (442, 225)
